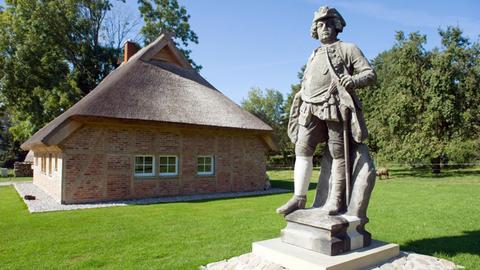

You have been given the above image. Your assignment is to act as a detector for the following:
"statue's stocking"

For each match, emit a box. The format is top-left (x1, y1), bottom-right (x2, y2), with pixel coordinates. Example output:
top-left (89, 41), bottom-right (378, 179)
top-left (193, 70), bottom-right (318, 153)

top-left (321, 158), bottom-right (345, 214)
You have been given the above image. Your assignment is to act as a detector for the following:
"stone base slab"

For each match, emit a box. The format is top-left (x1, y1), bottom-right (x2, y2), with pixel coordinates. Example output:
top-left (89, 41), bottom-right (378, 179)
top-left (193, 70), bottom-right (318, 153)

top-left (252, 238), bottom-right (399, 270)
top-left (282, 209), bottom-right (371, 255)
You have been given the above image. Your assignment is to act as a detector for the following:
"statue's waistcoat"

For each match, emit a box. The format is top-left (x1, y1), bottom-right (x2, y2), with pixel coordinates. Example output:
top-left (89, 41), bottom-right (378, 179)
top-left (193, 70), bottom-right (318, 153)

top-left (292, 41), bottom-right (370, 143)
top-left (302, 48), bottom-right (331, 100)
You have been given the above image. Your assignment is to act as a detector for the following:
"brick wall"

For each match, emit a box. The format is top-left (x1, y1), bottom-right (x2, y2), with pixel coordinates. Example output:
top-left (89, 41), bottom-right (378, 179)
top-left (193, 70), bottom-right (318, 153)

top-left (14, 162), bottom-right (33, 177)
top-left (60, 123), bottom-right (269, 203)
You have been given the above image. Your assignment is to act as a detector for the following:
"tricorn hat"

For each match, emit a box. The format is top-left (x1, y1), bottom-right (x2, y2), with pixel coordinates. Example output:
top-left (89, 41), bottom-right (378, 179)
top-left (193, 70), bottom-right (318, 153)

top-left (313, 6), bottom-right (346, 27)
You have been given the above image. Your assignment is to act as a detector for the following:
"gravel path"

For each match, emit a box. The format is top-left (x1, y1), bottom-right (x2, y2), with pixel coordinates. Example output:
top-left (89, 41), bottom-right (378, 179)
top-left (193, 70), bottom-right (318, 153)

top-left (201, 252), bottom-right (462, 270)
top-left (367, 252), bottom-right (460, 270)
top-left (13, 182), bottom-right (289, 213)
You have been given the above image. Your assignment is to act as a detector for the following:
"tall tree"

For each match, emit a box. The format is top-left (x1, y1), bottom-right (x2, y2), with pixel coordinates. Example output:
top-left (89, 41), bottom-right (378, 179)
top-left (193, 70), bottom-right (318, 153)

top-left (284, 65), bottom-right (305, 117)
top-left (49, 0), bottom-right (121, 95)
top-left (359, 29), bottom-right (480, 172)
top-left (138, 0), bottom-right (200, 70)
top-left (242, 88), bottom-right (284, 128)
top-left (103, 6), bottom-right (143, 50)
top-left (241, 88), bottom-right (287, 155)
top-left (0, 0), bottom-right (201, 165)
top-left (0, 1), bottom-right (83, 142)
top-left (0, 106), bottom-right (23, 167)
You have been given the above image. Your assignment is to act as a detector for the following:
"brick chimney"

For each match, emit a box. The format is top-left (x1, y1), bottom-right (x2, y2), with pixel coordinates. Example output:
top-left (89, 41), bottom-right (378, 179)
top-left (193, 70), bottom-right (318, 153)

top-left (123, 40), bottom-right (140, 63)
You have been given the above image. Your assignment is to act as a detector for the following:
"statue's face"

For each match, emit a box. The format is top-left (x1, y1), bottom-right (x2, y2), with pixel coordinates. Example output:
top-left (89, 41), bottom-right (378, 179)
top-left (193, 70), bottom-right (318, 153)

top-left (316, 19), bottom-right (337, 44)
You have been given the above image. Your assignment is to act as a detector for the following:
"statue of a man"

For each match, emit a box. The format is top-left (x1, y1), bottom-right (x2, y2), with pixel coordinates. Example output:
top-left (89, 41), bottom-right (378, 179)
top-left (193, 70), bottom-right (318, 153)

top-left (277, 6), bottom-right (376, 216)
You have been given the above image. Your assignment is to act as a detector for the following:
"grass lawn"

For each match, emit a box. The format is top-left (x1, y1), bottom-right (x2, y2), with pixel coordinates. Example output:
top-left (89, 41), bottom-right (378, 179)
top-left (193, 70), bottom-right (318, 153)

top-left (0, 176), bottom-right (32, 183)
top-left (1, 167), bottom-right (479, 269)
top-left (0, 169), bottom-right (32, 183)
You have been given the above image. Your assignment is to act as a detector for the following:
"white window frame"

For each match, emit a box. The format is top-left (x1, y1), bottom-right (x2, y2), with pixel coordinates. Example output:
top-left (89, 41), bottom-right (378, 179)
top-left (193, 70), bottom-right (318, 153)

top-left (197, 155), bottom-right (215, 176)
top-left (134, 155), bottom-right (155, 177)
top-left (158, 155), bottom-right (179, 177)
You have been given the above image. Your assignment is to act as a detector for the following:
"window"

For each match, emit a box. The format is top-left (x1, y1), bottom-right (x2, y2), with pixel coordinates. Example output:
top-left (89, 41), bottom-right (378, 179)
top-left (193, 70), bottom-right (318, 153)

top-left (159, 155), bottom-right (178, 176)
top-left (197, 156), bottom-right (214, 176)
top-left (134, 155), bottom-right (155, 177)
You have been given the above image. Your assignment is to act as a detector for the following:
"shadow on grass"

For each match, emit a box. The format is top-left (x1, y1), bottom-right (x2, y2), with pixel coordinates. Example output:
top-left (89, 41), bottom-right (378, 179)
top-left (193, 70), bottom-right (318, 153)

top-left (182, 180), bottom-right (317, 204)
top-left (181, 190), bottom-right (291, 204)
top-left (270, 180), bottom-right (317, 191)
top-left (402, 230), bottom-right (480, 256)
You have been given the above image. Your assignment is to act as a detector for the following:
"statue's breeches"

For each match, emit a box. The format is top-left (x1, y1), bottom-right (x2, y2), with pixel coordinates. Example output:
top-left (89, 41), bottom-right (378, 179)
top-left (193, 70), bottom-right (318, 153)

top-left (295, 115), bottom-right (347, 211)
top-left (295, 115), bottom-right (344, 158)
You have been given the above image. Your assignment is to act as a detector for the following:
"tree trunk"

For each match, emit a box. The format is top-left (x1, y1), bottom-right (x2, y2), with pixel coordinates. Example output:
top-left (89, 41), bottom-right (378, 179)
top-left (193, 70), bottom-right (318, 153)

top-left (431, 156), bottom-right (441, 174)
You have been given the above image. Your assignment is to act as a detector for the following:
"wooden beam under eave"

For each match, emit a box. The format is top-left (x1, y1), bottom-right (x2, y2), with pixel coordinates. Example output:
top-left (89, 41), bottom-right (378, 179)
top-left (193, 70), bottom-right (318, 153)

top-left (163, 42), bottom-right (192, 69)
top-left (43, 120), bottom-right (83, 146)
top-left (139, 34), bottom-right (170, 62)
top-left (261, 134), bottom-right (278, 152)
top-left (29, 144), bottom-right (63, 153)
top-left (151, 45), bottom-right (185, 67)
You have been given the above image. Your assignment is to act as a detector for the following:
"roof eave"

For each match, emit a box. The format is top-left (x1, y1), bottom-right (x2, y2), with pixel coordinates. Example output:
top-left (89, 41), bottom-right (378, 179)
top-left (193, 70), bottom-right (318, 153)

top-left (21, 118), bottom-right (83, 151)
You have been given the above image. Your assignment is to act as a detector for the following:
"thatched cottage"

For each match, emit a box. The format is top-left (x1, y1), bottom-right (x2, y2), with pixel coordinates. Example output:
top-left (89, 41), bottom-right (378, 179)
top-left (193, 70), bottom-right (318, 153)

top-left (21, 34), bottom-right (275, 204)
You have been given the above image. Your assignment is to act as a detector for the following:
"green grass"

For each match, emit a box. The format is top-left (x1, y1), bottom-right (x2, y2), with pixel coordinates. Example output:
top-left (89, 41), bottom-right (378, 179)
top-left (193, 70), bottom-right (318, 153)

top-left (268, 167), bottom-right (480, 269)
top-left (0, 176), bottom-right (32, 183)
top-left (1, 168), bottom-right (479, 269)
top-left (0, 169), bottom-right (32, 183)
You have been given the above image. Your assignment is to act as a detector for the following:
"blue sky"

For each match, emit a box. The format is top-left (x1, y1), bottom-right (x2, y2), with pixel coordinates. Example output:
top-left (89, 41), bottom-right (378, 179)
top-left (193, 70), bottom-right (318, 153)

top-left (156, 0), bottom-right (480, 104)
top-left (3, 0), bottom-right (480, 104)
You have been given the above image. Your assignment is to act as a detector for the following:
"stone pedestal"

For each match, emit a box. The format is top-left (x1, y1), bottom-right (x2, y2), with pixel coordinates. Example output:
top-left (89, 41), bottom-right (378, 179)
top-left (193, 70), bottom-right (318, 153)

top-left (281, 208), bottom-right (371, 255)
top-left (252, 238), bottom-right (399, 270)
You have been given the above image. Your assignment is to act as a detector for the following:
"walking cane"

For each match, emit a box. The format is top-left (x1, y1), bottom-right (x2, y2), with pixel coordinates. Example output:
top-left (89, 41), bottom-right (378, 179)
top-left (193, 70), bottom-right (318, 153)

top-left (343, 107), bottom-right (351, 207)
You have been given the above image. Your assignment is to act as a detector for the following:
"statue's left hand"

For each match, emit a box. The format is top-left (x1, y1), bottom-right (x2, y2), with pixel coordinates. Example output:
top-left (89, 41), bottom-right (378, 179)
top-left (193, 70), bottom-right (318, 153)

top-left (339, 75), bottom-right (355, 92)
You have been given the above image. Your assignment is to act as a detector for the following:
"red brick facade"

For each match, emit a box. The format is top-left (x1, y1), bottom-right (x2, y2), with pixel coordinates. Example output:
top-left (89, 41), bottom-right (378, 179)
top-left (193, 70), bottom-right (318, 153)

top-left (43, 122), bottom-right (269, 204)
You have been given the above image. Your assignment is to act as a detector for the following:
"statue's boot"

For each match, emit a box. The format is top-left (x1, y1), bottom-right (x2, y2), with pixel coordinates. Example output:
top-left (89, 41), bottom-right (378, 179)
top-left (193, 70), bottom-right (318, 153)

top-left (276, 195), bottom-right (307, 215)
top-left (321, 158), bottom-right (345, 215)
top-left (276, 156), bottom-right (312, 215)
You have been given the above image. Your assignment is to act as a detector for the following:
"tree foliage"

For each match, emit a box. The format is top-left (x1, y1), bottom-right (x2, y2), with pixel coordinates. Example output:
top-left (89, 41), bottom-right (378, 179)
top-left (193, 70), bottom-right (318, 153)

top-left (242, 67), bottom-right (326, 166)
top-left (138, 0), bottom-right (200, 70)
top-left (0, 0), bottom-right (200, 147)
top-left (241, 88), bottom-right (288, 156)
top-left (242, 88), bottom-right (284, 128)
top-left (0, 1), bottom-right (84, 142)
top-left (0, 107), bottom-right (23, 167)
top-left (359, 28), bottom-right (480, 171)
top-left (243, 66), bottom-right (328, 165)
top-left (284, 65), bottom-right (305, 117)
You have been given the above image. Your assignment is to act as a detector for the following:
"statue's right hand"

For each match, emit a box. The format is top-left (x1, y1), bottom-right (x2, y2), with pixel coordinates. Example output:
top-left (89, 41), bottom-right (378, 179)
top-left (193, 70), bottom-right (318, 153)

top-left (339, 75), bottom-right (355, 92)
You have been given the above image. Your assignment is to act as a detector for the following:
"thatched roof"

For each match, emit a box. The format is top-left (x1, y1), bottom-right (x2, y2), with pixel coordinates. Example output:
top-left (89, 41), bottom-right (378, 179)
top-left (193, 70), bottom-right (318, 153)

top-left (22, 34), bottom-right (273, 150)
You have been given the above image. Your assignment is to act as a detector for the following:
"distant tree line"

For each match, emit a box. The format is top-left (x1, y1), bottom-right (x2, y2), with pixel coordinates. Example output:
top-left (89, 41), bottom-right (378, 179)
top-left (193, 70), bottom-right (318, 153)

top-left (0, 0), bottom-right (478, 174)
top-left (242, 27), bottom-right (480, 173)
top-left (0, 0), bottom-right (198, 167)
